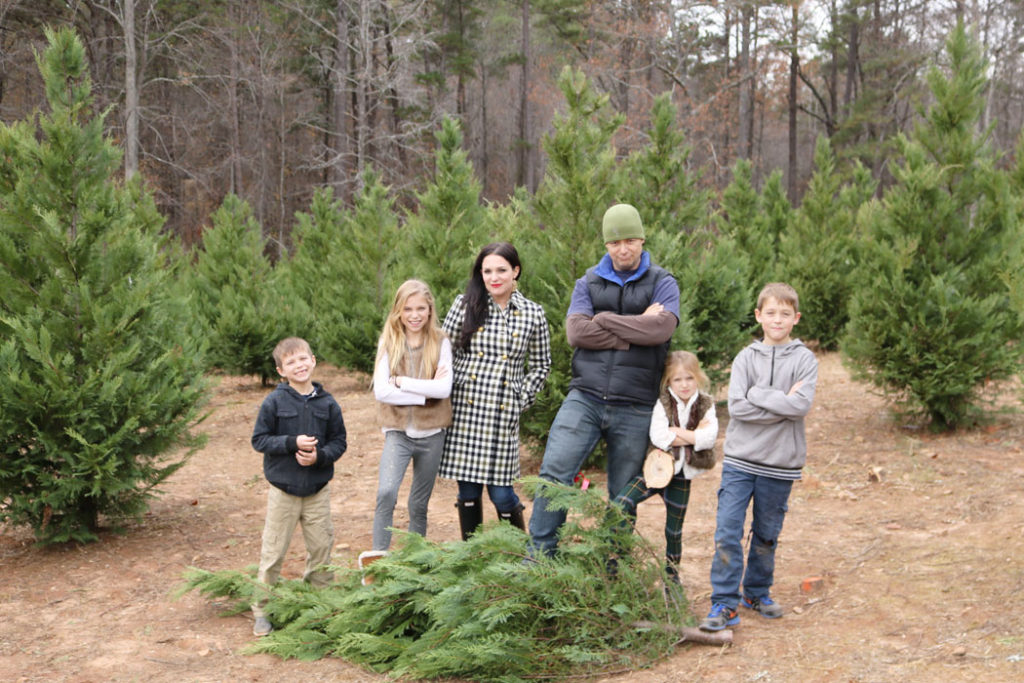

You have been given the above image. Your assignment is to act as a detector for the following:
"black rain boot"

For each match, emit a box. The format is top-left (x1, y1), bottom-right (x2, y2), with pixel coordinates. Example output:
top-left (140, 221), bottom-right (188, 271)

top-left (665, 553), bottom-right (682, 585)
top-left (456, 498), bottom-right (483, 540)
top-left (495, 503), bottom-right (526, 530)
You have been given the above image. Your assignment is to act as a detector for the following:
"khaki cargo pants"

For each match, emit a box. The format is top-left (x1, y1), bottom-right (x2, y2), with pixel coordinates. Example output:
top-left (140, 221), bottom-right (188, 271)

top-left (252, 484), bottom-right (334, 618)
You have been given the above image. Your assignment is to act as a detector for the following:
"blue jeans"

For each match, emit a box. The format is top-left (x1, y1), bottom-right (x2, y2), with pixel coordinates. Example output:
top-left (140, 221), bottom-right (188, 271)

top-left (709, 464), bottom-right (793, 608)
top-left (528, 389), bottom-right (652, 556)
top-left (457, 480), bottom-right (520, 513)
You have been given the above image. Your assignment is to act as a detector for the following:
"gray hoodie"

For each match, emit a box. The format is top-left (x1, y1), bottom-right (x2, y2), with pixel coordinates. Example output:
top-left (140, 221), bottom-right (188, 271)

top-left (723, 339), bottom-right (818, 479)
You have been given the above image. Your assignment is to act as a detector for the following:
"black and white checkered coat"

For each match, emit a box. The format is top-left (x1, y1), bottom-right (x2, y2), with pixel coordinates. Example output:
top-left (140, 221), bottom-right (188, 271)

top-left (439, 291), bottom-right (552, 485)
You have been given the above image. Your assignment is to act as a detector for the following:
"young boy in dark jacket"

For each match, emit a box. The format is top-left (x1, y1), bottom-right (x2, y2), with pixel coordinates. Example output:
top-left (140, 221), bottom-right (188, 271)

top-left (250, 337), bottom-right (347, 636)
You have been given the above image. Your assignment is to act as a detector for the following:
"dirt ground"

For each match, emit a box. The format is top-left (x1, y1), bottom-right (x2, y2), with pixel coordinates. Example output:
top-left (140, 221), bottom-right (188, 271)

top-left (2, 352), bottom-right (1023, 682)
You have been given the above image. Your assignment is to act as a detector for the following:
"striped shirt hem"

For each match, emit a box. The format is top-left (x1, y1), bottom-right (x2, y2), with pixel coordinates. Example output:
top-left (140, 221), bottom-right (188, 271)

top-left (722, 456), bottom-right (803, 481)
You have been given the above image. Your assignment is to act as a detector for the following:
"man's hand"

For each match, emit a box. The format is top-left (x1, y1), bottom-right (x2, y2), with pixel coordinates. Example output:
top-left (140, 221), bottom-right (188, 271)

top-left (788, 380), bottom-right (804, 396)
top-left (642, 302), bottom-right (665, 316)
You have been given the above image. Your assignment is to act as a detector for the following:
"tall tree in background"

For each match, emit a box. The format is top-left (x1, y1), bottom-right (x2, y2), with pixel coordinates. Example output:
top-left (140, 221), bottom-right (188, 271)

top-left (787, 1), bottom-right (800, 200)
top-left (287, 172), bottom-right (400, 372)
top-left (777, 135), bottom-right (874, 349)
top-left (844, 23), bottom-right (1024, 429)
top-left (618, 92), bottom-right (709, 238)
top-left (405, 116), bottom-right (487, 313)
top-left (521, 65), bottom-right (624, 444)
top-left (716, 160), bottom-right (787, 294)
top-left (0, 28), bottom-right (207, 543)
top-left (189, 194), bottom-right (310, 383)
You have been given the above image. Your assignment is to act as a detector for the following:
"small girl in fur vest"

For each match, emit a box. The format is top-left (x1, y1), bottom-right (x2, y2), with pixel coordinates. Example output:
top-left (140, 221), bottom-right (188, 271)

top-left (613, 350), bottom-right (719, 584)
top-left (362, 280), bottom-right (453, 577)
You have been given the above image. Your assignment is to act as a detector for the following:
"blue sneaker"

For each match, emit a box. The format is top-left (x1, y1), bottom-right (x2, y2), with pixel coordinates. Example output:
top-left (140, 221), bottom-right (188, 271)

top-left (742, 595), bottom-right (783, 619)
top-left (699, 603), bottom-right (740, 632)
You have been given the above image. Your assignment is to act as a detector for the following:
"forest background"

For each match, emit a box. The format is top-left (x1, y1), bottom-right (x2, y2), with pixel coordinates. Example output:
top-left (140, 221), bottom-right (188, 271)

top-left (1, 0), bottom-right (1023, 546)
top-left (4, 1), bottom-right (1024, 245)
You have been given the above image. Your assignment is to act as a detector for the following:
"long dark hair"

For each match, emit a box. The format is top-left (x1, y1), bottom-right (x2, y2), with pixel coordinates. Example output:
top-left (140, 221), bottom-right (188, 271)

top-left (457, 242), bottom-right (522, 350)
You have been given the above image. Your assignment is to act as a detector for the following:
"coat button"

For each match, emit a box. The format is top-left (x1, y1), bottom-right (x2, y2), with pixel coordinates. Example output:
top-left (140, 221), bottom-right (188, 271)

top-left (513, 332), bottom-right (519, 337)
top-left (502, 354), bottom-right (508, 359)
top-left (471, 375), bottom-right (476, 380)
top-left (478, 352), bottom-right (484, 357)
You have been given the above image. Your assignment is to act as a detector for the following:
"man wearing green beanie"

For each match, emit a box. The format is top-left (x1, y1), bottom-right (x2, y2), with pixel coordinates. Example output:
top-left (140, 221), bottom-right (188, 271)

top-left (529, 203), bottom-right (680, 557)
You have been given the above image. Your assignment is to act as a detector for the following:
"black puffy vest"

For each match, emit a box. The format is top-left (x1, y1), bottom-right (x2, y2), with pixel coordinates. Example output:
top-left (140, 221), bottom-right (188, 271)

top-left (568, 264), bottom-right (671, 406)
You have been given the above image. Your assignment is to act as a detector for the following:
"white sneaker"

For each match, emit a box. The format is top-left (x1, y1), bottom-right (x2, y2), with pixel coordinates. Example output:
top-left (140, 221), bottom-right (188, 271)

top-left (252, 615), bottom-right (273, 636)
top-left (357, 550), bottom-right (388, 586)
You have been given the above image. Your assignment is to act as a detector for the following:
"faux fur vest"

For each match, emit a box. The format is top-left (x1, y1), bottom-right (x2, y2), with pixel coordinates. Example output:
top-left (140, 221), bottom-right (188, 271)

top-left (659, 390), bottom-right (715, 470)
top-left (378, 344), bottom-right (452, 431)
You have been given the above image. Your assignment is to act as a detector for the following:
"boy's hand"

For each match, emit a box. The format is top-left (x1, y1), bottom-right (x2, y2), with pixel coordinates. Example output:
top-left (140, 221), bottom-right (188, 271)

top-left (296, 435), bottom-right (318, 466)
top-left (788, 380), bottom-right (804, 396)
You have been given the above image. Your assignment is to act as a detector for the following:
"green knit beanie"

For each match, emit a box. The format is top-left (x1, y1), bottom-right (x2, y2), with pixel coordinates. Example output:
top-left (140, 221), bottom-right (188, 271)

top-left (602, 203), bottom-right (645, 242)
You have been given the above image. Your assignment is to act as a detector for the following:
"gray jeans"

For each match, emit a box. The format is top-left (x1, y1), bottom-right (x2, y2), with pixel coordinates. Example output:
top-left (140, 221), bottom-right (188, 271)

top-left (372, 429), bottom-right (445, 550)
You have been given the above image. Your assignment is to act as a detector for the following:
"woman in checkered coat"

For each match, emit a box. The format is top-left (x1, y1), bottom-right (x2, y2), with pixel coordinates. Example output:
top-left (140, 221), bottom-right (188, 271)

top-left (440, 242), bottom-right (552, 539)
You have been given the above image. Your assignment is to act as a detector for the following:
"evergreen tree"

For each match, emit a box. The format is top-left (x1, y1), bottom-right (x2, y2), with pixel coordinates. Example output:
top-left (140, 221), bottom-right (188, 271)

top-left (674, 232), bottom-right (754, 389)
top-left (778, 136), bottom-right (876, 349)
top-left (715, 161), bottom-right (789, 336)
top-left (843, 23), bottom-right (1024, 429)
top-left (758, 171), bottom-right (792, 270)
top-left (0, 28), bottom-right (208, 543)
top-left (520, 65), bottom-right (625, 447)
top-left (405, 116), bottom-right (488, 316)
top-left (287, 172), bottom-right (398, 373)
top-left (618, 93), bottom-right (708, 239)
top-left (190, 194), bottom-right (309, 383)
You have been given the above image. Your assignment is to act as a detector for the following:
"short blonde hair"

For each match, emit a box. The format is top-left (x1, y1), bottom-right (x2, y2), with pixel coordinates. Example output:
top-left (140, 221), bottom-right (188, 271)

top-left (662, 350), bottom-right (709, 394)
top-left (757, 282), bottom-right (800, 312)
top-left (273, 337), bottom-right (312, 368)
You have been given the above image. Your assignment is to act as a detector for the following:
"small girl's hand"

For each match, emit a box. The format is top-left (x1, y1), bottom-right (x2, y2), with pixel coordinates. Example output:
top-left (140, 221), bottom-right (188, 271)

top-left (434, 365), bottom-right (450, 380)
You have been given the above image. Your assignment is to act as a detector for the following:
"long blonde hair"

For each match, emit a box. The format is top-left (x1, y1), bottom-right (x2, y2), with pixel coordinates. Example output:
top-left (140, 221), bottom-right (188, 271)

top-left (377, 279), bottom-right (445, 377)
top-left (661, 350), bottom-right (710, 395)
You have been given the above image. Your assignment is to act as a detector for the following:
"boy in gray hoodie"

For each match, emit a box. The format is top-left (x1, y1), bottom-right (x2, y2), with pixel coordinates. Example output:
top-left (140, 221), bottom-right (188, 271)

top-left (699, 282), bottom-right (818, 632)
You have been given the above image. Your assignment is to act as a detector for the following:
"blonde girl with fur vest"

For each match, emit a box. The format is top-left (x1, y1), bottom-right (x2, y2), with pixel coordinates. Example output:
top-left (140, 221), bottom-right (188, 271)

top-left (613, 350), bottom-right (718, 584)
top-left (365, 280), bottom-right (453, 567)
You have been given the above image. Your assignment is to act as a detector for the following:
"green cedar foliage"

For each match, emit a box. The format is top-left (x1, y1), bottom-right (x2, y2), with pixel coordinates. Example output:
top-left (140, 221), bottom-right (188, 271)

top-left (614, 93), bottom-right (751, 386)
top-left (181, 479), bottom-right (688, 681)
top-left (190, 194), bottom-right (310, 384)
top-left (674, 232), bottom-right (755, 389)
top-left (617, 93), bottom-right (711, 358)
top-left (520, 66), bottom-right (625, 449)
top-left (405, 116), bottom-right (488, 317)
top-left (286, 173), bottom-right (398, 373)
top-left (778, 136), bottom-right (876, 350)
top-left (618, 93), bottom-right (709, 240)
top-left (0, 28), bottom-right (208, 544)
top-left (716, 162), bottom-right (789, 336)
top-left (843, 23), bottom-right (1024, 429)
